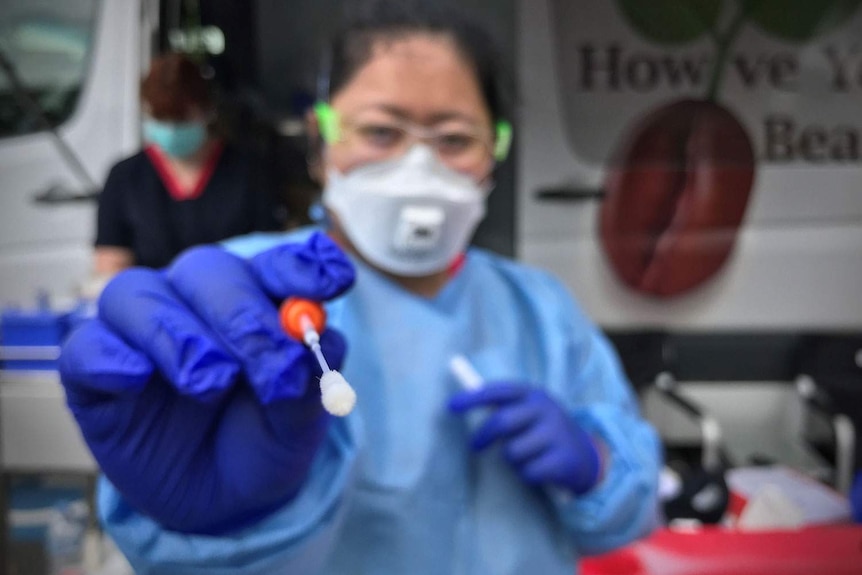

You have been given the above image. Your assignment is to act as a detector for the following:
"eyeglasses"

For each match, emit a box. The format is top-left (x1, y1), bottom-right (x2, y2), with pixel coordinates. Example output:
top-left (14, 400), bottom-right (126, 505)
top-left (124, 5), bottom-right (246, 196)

top-left (315, 102), bottom-right (512, 174)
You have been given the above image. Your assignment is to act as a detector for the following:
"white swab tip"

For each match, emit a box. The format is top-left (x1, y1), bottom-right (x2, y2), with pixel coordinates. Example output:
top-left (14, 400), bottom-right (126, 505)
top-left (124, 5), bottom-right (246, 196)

top-left (319, 370), bottom-right (356, 416)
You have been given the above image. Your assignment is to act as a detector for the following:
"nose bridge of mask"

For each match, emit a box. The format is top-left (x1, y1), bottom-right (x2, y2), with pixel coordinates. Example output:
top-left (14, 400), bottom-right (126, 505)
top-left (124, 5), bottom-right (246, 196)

top-left (143, 119), bottom-right (169, 142)
top-left (397, 144), bottom-right (482, 201)
top-left (334, 143), bottom-right (475, 201)
top-left (402, 143), bottom-right (436, 166)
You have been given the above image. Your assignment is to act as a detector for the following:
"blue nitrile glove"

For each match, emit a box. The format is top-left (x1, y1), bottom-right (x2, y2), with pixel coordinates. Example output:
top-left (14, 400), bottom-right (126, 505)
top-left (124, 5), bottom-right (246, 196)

top-left (59, 232), bottom-right (355, 534)
top-left (449, 382), bottom-right (602, 495)
top-left (852, 470), bottom-right (862, 524)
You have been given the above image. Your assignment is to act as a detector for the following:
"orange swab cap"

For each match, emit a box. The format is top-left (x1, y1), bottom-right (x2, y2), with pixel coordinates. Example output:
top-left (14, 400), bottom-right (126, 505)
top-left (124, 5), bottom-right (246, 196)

top-left (279, 297), bottom-right (326, 341)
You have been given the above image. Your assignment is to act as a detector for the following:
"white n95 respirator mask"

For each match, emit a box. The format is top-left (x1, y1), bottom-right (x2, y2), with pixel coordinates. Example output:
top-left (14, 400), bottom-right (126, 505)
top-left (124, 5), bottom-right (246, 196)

top-left (322, 145), bottom-right (489, 277)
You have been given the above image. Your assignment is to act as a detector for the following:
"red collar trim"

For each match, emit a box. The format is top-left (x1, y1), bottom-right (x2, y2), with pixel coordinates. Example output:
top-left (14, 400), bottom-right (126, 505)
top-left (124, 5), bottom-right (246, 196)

top-left (145, 141), bottom-right (224, 201)
top-left (447, 252), bottom-right (467, 277)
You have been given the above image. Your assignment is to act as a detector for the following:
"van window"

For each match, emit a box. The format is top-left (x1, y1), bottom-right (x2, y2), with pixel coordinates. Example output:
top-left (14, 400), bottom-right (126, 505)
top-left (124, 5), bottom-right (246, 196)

top-left (0, 0), bottom-right (99, 139)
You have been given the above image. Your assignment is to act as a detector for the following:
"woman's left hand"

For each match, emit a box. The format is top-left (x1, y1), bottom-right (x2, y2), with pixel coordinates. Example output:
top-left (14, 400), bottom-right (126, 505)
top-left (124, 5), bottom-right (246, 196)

top-left (449, 383), bottom-right (602, 495)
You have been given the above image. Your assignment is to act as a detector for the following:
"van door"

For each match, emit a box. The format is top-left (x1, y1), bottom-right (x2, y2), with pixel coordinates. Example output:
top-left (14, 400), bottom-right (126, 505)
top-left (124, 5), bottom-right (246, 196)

top-left (0, 0), bottom-right (146, 306)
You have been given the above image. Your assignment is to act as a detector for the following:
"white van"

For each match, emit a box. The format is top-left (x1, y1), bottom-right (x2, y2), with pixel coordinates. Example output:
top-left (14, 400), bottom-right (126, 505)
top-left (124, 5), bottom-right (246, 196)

top-left (518, 0), bottom-right (862, 330)
top-left (0, 0), bottom-right (151, 307)
top-left (0, 5), bottom-right (152, 571)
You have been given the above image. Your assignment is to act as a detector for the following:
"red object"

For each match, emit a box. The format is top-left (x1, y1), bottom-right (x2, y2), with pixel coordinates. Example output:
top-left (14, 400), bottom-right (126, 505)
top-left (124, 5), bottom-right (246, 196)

top-left (727, 489), bottom-right (748, 521)
top-left (600, 99), bottom-right (755, 298)
top-left (144, 140), bottom-right (224, 201)
top-left (581, 525), bottom-right (862, 575)
top-left (447, 253), bottom-right (467, 277)
top-left (280, 298), bottom-right (327, 341)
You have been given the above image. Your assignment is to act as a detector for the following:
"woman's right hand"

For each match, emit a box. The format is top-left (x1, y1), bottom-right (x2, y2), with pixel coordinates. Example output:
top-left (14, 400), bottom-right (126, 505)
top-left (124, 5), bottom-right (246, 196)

top-left (59, 232), bottom-right (355, 534)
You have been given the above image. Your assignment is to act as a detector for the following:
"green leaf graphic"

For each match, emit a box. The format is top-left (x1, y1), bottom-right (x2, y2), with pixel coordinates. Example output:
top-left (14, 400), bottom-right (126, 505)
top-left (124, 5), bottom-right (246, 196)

top-left (616, 0), bottom-right (724, 45)
top-left (747, 0), bottom-right (862, 42)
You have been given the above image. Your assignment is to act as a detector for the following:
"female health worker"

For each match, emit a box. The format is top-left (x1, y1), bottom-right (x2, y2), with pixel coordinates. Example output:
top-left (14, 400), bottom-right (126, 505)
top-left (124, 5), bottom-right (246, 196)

top-left (59, 2), bottom-right (662, 573)
top-left (94, 53), bottom-right (281, 275)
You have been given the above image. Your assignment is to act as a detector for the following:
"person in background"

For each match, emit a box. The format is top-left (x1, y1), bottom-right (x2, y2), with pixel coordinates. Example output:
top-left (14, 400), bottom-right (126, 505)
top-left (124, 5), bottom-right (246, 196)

top-left (93, 53), bottom-right (281, 276)
top-left (60, 2), bottom-right (662, 574)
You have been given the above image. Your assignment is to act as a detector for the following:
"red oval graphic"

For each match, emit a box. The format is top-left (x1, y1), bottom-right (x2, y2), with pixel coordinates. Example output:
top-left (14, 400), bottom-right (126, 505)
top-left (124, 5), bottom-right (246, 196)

top-left (600, 99), bottom-right (756, 298)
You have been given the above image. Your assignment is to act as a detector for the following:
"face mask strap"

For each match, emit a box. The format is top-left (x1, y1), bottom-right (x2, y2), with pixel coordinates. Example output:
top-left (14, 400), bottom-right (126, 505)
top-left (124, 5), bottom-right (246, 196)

top-left (315, 101), bottom-right (341, 144)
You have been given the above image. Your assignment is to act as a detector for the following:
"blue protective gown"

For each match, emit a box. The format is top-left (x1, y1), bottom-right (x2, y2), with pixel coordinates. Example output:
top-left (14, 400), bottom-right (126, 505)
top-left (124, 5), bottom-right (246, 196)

top-left (99, 229), bottom-right (662, 575)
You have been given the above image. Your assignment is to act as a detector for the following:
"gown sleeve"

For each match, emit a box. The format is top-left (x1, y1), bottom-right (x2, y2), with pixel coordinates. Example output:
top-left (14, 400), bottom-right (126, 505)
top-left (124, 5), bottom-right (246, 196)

top-left (539, 275), bottom-right (662, 556)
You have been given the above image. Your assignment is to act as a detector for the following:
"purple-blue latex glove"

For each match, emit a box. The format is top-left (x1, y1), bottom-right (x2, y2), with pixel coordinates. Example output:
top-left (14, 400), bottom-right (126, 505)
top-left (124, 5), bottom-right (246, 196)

top-left (449, 383), bottom-right (602, 495)
top-left (852, 470), bottom-right (862, 524)
top-left (59, 232), bottom-right (355, 534)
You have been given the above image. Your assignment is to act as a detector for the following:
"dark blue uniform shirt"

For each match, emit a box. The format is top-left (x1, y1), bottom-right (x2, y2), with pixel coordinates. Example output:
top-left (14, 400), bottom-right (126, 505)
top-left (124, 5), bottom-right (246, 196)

top-left (95, 143), bottom-right (281, 268)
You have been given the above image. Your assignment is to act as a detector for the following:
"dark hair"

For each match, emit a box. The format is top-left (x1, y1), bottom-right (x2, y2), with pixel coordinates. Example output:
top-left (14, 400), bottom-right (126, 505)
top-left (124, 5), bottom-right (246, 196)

top-left (322, 0), bottom-right (512, 122)
top-left (141, 53), bottom-right (213, 121)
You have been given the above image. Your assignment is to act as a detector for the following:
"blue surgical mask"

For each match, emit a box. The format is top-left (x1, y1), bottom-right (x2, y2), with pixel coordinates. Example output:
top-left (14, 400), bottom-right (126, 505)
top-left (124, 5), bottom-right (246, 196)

top-left (143, 119), bottom-right (207, 158)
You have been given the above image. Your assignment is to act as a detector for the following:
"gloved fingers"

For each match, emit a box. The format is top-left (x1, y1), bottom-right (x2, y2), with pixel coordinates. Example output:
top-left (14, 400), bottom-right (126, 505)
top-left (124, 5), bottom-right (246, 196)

top-left (99, 268), bottom-right (239, 402)
top-left (503, 422), bottom-right (553, 466)
top-left (166, 246), bottom-right (311, 404)
top-left (249, 328), bottom-right (347, 408)
top-left (59, 319), bottom-right (154, 406)
top-left (254, 330), bottom-right (341, 439)
top-left (469, 400), bottom-right (543, 451)
top-left (448, 382), bottom-right (529, 413)
top-left (519, 449), bottom-right (569, 486)
top-left (522, 439), bottom-right (601, 494)
top-left (219, 387), bottom-right (329, 484)
top-left (259, 379), bottom-right (331, 446)
top-left (249, 232), bottom-right (356, 301)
